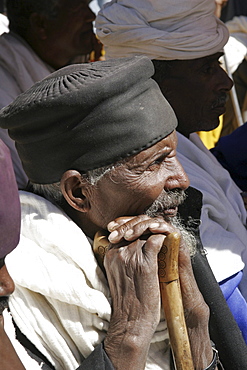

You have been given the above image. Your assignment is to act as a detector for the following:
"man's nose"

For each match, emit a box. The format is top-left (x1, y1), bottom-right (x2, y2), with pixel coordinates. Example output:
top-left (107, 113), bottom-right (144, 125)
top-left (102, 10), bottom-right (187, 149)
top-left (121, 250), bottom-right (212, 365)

top-left (176, 165), bottom-right (190, 191)
top-left (220, 67), bottom-right (234, 92)
top-left (0, 265), bottom-right (15, 297)
top-left (165, 159), bottom-right (190, 191)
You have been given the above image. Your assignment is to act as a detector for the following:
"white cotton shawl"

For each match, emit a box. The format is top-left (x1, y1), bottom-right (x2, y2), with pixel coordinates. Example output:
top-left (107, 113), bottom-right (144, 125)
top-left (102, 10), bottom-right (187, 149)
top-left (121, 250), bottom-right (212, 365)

top-left (177, 133), bottom-right (247, 290)
top-left (0, 32), bottom-right (54, 189)
top-left (0, 14), bottom-right (9, 35)
top-left (96, 0), bottom-right (229, 60)
top-left (6, 192), bottom-right (170, 370)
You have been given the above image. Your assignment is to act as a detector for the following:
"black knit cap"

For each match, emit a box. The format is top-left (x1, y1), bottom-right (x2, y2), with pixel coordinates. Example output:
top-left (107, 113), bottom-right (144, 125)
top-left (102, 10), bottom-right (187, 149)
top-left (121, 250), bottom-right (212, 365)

top-left (0, 56), bottom-right (177, 184)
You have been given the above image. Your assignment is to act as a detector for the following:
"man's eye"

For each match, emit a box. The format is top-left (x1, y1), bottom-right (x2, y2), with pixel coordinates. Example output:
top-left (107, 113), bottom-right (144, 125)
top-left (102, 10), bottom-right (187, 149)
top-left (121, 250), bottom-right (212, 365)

top-left (202, 65), bottom-right (215, 74)
top-left (202, 61), bottom-right (221, 75)
top-left (148, 155), bottom-right (166, 170)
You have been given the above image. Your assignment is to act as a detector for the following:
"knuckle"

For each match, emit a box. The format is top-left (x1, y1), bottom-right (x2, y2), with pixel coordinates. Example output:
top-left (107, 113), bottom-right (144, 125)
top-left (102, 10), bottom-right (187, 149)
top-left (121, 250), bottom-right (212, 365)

top-left (146, 234), bottom-right (165, 248)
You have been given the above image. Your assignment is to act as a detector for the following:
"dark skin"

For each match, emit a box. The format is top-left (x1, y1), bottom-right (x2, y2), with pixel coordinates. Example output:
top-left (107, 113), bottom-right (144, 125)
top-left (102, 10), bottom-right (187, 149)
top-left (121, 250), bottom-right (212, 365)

top-left (23, 0), bottom-right (102, 70)
top-left (156, 52), bottom-right (233, 137)
top-left (0, 132), bottom-right (215, 369)
top-left (0, 257), bottom-right (25, 370)
top-left (61, 132), bottom-right (215, 369)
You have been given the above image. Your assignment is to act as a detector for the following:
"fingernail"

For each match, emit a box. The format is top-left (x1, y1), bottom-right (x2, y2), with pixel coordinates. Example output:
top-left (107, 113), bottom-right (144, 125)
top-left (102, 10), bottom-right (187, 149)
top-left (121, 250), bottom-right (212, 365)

top-left (125, 229), bottom-right (133, 239)
top-left (108, 221), bottom-right (118, 231)
top-left (109, 230), bottom-right (118, 242)
top-left (149, 222), bottom-right (160, 229)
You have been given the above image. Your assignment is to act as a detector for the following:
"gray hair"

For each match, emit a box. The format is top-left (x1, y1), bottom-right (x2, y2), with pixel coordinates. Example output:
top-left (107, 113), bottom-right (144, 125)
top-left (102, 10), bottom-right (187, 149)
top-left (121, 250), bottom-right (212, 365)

top-left (6, 0), bottom-right (60, 35)
top-left (29, 163), bottom-right (117, 206)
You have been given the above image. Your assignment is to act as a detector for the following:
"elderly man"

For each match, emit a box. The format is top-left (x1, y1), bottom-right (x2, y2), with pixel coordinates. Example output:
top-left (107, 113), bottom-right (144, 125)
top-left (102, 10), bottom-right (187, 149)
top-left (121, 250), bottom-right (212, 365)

top-left (95, 0), bottom-right (247, 346)
top-left (0, 56), bottom-right (226, 369)
top-left (0, 0), bottom-right (102, 189)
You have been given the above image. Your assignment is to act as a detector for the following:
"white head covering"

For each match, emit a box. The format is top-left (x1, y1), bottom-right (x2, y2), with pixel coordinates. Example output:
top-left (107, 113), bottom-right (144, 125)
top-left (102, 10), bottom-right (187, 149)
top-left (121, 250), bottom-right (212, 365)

top-left (96, 0), bottom-right (229, 60)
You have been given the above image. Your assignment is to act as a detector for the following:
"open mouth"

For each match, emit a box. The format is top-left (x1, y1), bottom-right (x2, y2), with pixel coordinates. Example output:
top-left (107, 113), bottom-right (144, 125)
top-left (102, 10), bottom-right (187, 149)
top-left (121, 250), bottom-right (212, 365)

top-left (163, 206), bottom-right (178, 217)
top-left (145, 205), bottom-right (178, 219)
top-left (144, 190), bottom-right (186, 219)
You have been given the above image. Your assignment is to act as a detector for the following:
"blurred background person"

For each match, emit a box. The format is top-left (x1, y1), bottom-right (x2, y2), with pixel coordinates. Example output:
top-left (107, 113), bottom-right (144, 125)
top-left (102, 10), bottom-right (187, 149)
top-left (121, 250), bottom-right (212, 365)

top-left (0, 0), bottom-right (103, 189)
top-left (220, 0), bottom-right (247, 22)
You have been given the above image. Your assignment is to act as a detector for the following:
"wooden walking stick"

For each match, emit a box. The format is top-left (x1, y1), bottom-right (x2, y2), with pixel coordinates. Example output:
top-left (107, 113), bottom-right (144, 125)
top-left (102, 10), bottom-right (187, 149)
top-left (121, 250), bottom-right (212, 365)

top-left (158, 232), bottom-right (194, 370)
top-left (93, 230), bottom-right (194, 370)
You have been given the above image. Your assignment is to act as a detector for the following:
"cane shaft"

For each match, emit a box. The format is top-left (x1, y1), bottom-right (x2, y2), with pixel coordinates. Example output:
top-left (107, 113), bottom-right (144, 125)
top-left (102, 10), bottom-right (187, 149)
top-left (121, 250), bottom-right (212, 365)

top-left (158, 233), bottom-right (194, 370)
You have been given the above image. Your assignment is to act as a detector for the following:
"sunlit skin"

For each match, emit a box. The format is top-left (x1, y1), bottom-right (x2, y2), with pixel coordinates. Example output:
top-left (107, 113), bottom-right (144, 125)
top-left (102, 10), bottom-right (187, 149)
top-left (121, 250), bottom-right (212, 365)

top-left (62, 131), bottom-right (189, 238)
top-left (0, 257), bottom-right (24, 369)
top-left (61, 132), bottom-right (213, 369)
top-left (0, 257), bottom-right (15, 315)
top-left (0, 257), bottom-right (15, 327)
top-left (25, 0), bottom-right (98, 69)
top-left (156, 53), bottom-right (233, 137)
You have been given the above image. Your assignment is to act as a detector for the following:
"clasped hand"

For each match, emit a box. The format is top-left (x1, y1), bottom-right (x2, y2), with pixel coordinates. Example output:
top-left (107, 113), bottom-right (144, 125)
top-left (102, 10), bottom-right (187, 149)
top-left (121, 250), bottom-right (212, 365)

top-left (103, 215), bottom-right (213, 370)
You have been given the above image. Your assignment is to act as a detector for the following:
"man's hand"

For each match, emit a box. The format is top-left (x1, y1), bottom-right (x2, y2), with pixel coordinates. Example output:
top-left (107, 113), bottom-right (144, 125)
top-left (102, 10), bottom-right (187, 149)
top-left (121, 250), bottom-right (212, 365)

top-left (215, 0), bottom-right (228, 17)
top-left (104, 215), bottom-right (214, 370)
top-left (104, 217), bottom-right (165, 369)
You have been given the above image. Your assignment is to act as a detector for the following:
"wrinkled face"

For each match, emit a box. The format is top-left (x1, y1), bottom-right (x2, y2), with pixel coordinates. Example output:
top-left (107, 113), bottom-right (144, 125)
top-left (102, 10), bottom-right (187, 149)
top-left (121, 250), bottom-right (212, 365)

top-left (0, 257), bottom-right (15, 316)
top-left (86, 131), bottom-right (189, 233)
top-left (157, 53), bottom-right (233, 137)
top-left (44, 0), bottom-right (96, 66)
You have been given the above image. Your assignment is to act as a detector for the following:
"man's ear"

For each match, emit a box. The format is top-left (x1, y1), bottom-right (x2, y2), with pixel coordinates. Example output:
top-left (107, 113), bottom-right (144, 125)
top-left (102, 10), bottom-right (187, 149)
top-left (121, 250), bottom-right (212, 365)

top-left (60, 170), bottom-right (91, 213)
